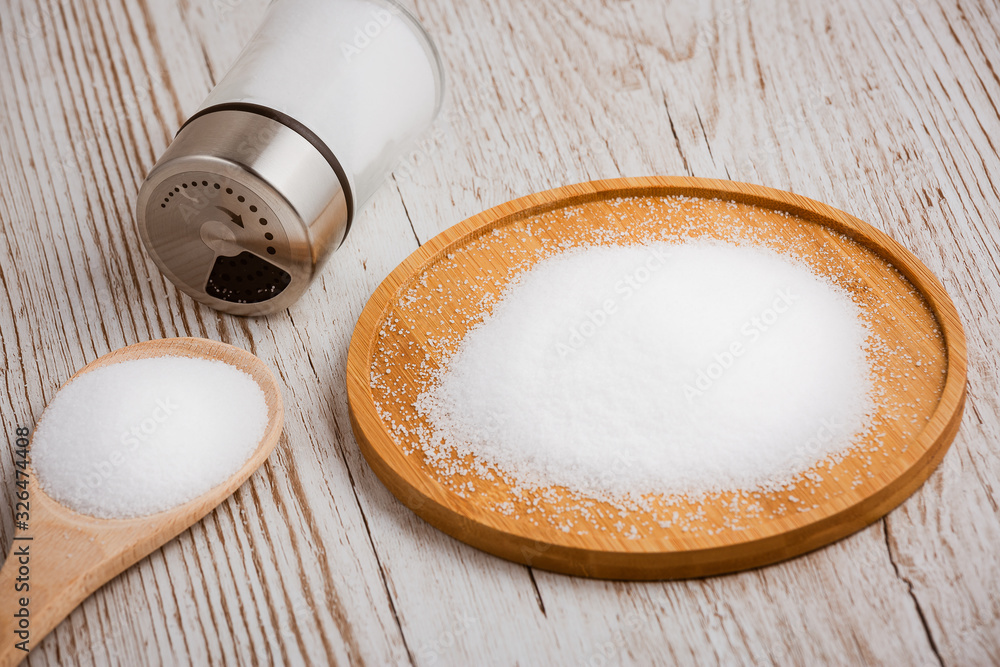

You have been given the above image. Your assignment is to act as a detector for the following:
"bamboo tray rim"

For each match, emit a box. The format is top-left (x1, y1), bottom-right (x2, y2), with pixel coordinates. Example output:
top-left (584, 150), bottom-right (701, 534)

top-left (346, 176), bottom-right (967, 578)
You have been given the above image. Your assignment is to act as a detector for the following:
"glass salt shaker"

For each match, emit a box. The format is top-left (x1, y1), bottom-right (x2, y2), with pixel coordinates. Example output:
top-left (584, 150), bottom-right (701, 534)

top-left (137, 0), bottom-right (444, 315)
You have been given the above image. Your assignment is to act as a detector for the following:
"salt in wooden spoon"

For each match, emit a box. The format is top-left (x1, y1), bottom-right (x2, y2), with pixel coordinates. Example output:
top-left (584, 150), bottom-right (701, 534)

top-left (0, 337), bottom-right (283, 665)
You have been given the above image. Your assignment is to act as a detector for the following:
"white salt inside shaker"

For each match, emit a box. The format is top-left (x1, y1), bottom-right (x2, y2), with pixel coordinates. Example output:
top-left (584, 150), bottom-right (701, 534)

top-left (137, 0), bottom-right (444, 315)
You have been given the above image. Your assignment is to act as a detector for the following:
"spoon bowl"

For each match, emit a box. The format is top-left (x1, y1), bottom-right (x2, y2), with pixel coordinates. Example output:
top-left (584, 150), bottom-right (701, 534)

top-left (0, 337), bottom-right (283, 664)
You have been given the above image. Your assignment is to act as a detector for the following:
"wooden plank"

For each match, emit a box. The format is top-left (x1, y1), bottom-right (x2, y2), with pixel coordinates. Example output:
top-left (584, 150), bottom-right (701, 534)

top-left (0, 0), bottom-right (996, 664)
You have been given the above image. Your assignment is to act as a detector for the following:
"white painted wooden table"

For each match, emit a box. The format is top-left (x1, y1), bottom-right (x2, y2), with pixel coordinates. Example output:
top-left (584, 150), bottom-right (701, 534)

top-left (1, 0), bottom-right (998, 664)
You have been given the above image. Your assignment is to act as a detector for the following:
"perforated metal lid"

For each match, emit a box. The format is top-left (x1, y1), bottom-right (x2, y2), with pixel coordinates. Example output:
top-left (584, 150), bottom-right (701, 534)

top-left (137, 107), bottom-right (351, 316)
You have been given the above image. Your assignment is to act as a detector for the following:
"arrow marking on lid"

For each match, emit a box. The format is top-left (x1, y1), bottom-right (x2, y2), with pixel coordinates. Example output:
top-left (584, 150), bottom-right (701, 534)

top-left (215, 206), bottom-right (244, 228)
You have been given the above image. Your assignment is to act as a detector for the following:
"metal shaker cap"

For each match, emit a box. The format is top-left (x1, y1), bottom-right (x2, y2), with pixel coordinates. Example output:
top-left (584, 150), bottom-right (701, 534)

top-left (136, 105), bottom-right (352, 316)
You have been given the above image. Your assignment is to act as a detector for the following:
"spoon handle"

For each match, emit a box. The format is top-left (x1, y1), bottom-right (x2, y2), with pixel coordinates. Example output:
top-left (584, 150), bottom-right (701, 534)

top-left (0, 465), bottom-right (254, 664)
top-left (0, 536), bottom-right (48, 667)
top-left (0, 483), bottom-right (154, 665)
top-left (0, 545), bottom-right (89, 666)
top-left (0, 496), bottom-right (104, 666)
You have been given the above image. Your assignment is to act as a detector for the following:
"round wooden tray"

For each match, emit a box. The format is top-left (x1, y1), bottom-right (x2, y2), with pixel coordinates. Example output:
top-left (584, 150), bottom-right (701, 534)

top-left (346, 177), bottom-right (966, 579)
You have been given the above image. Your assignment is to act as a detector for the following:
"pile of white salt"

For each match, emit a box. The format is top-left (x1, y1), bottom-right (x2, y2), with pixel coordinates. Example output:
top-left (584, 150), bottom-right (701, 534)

top-left (31, 356), bottom-right (268, 519)
top-left (416, 241), bottom-right (875, 502)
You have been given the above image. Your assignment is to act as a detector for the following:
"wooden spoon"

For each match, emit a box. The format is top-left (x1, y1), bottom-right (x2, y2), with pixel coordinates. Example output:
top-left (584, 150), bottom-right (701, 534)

top-left (0, 337), bottom-right (284, 665)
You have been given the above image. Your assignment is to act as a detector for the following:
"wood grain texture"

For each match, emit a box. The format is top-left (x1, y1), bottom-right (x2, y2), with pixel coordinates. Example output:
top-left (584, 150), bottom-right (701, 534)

top-left (347, 176), bottom-right (968, 579)
top-left (0, 0), bottom-right (997, 664)
top-left (0, 337), bottom-right (283, 666)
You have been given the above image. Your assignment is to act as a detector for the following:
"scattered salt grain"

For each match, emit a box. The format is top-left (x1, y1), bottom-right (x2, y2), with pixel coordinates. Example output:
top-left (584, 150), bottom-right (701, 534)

top-left (416, 241), bottom-right (874, 503)
top-left (31, 356), bottom-right (268, 519)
